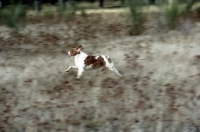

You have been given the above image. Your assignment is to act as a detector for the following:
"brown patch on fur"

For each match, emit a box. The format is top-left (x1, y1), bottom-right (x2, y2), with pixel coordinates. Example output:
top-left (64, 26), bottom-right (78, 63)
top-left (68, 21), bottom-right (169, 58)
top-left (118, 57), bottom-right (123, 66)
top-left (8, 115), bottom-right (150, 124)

top-left (84, 56), bottom-right (106, 68)
top-left (69, 45), bottom-right (83, 56)
top-left (70, 48), bottom-right (80, 56)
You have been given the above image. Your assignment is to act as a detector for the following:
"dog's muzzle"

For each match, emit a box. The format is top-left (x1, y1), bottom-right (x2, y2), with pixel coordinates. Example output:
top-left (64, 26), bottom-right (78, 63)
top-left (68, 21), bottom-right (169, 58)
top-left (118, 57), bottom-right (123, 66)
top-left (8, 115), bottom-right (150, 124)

top-left (68, 51), bottom-right (71, 57)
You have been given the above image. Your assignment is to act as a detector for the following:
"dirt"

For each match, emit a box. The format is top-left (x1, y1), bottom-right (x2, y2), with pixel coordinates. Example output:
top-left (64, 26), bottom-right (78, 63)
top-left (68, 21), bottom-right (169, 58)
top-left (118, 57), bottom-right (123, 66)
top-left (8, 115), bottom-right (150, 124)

top-left (1, 12), bottom-right (200, 132)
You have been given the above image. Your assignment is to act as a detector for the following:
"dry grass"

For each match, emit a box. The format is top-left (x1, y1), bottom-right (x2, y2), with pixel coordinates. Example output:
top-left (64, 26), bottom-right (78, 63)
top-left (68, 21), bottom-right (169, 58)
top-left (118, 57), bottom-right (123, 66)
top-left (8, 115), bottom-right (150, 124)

top-left (1, 12), bottom-right (200, 132)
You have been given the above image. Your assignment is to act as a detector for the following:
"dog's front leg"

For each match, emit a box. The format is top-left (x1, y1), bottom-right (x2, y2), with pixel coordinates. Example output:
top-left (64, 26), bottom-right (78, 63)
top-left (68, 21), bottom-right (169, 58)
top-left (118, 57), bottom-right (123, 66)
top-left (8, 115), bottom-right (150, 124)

top-left (76, 68), bottom-right (84, 79)
top-left (65, 66), bottom-right (77, 72)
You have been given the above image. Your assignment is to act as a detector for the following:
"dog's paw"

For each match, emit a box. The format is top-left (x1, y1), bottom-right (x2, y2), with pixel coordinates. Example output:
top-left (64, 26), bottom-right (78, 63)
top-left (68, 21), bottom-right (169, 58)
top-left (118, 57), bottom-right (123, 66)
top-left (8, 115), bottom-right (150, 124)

top-left (65, 70), bottom-right (69, 72)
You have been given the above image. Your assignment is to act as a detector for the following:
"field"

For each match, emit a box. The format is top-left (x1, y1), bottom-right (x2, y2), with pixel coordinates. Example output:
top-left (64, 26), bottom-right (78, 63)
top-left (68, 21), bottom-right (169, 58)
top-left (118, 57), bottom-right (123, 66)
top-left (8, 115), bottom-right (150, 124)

top-left (1, 7), bottom-right (200, 132)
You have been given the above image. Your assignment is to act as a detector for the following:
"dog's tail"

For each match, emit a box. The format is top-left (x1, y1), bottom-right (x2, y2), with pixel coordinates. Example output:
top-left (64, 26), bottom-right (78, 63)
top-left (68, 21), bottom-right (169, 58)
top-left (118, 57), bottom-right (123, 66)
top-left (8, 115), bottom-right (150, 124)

top-left (109, 65), bottom-right (122, 77)
top-left (105, 56), bottom-right (122, 77)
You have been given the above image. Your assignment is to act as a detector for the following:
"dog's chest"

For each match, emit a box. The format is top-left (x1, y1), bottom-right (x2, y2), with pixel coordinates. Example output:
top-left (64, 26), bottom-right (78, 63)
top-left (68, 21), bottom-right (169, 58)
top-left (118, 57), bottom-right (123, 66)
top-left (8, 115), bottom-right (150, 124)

top-left (74, 53), bottom-right (87, 67)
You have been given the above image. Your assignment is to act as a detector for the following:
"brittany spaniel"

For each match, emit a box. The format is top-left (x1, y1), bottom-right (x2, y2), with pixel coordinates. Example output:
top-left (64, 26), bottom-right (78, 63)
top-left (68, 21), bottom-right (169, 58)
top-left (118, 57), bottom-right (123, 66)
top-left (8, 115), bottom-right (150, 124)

top-left (65, 45), bottom-right (122, 79)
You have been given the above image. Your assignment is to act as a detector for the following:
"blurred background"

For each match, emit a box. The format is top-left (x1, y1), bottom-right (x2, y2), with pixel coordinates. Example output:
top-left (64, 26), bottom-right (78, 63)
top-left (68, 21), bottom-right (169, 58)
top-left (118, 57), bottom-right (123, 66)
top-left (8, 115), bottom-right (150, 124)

top-left (1, 0), bottom-right (200, 131)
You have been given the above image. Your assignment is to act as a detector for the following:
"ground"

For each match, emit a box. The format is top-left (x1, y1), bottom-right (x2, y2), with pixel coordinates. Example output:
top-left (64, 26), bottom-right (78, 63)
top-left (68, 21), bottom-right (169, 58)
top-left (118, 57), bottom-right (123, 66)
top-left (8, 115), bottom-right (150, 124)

top-left (1, 10), bottom-right (200, 132)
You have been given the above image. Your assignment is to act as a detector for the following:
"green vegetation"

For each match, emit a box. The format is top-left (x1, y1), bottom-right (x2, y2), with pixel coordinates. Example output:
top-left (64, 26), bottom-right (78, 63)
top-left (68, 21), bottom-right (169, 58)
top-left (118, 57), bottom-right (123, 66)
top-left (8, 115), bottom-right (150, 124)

top-left (165, 1), bottom-right (179, 30)
top-left (57, 8), bottom-right (75, 19)
top-left (0, 0), bottom-right (199, 32)
top-left (79, 7), bottom-right (87, 16)
top-left (57, 3), bottom-right (77, 19)
top-left (57, 2), bottom-right (88, 19)
top-left (185, 0), bottom-right (197, 14)
top-left (0, 4), bottom-right (27, 29)
top-left (195, 6), bottom-right (200, 17)
top-left (43, 10), bottom-right (54, 19)
top-left (126, 0), bottom-right (144, 35)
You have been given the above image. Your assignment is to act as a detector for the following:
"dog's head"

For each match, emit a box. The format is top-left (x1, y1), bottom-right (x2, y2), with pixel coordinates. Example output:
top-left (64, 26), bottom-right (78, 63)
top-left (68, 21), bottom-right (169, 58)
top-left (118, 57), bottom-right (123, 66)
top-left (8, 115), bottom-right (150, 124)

top-left (68, 45), bottom-right (83, 57)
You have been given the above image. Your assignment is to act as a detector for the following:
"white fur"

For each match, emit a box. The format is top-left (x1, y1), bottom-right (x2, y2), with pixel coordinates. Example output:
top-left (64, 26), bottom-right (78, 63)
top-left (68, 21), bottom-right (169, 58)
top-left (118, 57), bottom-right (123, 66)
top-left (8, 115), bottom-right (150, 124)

top-left (66, 51), bottom-right (121, 79)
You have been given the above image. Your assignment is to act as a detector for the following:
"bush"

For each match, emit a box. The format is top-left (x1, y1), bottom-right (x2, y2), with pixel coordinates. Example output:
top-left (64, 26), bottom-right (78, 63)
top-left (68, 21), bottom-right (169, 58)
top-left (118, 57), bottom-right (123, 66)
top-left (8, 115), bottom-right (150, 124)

top-left (0, 4), bottom-right (27, 29)
top-left (165, 1), bottom-right (179, 30)
top-left (57, 3), bottom-right (77, 19)
top-left (126, 0), bottom-right (144, 35)
top-left (195, 7), bottom-right (200, 18)
top-left (79, 7), bottom-right (87, 16)
top-left (185, 0), bottom-right (197, 15)
top-left (43, 10), bottom-right (54, 19)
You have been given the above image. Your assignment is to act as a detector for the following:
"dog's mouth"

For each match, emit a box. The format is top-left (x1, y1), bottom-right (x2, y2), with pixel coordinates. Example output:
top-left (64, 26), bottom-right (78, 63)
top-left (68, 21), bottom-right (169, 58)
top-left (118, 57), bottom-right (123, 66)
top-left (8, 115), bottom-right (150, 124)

top-left (68, 52), bottom-right (71, 57)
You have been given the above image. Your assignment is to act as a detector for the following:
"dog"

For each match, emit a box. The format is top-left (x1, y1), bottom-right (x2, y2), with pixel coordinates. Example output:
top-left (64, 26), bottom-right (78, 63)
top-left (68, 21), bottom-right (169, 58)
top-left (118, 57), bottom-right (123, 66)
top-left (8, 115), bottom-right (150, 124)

top-left (65, 45), bottom-right (122, 79)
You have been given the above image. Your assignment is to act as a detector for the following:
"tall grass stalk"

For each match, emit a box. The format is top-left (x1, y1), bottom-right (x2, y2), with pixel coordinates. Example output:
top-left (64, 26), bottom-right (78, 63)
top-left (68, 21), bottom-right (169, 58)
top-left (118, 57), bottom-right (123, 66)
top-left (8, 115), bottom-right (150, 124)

top-left (165, 1), bottom-right (179, 30)
top-left (126, 0), bottom-right (144, 35)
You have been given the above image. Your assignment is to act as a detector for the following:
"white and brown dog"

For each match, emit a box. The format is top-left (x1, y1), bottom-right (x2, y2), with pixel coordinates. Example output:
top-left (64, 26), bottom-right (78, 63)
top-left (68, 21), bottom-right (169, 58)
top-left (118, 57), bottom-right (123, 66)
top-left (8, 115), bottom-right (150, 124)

top-left (65, 45), bottom-right (122, 79)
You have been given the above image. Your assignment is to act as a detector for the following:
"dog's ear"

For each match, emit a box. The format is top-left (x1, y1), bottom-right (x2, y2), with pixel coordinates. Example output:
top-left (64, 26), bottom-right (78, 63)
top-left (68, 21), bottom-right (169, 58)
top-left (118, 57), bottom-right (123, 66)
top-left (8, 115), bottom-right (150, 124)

top-left (76, 45), bottom-right (83, 51)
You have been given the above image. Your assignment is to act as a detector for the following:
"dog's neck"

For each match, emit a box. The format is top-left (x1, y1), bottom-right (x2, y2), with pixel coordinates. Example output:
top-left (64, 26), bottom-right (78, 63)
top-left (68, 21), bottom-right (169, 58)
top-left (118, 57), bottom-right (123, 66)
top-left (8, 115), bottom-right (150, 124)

top-left (74, 51), bottom-right (88, 59)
